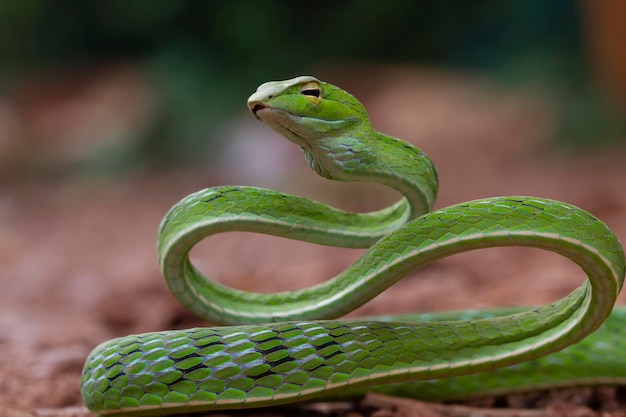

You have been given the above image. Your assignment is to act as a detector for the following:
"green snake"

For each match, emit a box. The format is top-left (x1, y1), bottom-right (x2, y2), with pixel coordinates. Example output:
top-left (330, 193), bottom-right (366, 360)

top-left (81, 76), bottom-right (626, 416)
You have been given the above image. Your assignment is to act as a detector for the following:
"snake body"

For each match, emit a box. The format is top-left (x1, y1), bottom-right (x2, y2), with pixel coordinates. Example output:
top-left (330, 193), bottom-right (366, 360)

top-left (81, 76), bottom-right (626, 416)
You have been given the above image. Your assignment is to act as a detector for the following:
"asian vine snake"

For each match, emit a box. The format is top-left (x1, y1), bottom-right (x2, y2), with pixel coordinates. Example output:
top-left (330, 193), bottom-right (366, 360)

top-left (81, 76), bottom-right (626, 416)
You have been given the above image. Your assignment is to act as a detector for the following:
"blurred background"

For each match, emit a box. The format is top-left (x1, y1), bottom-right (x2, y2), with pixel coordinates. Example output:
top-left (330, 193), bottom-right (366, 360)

top-left (1, 1), bottom-right (626, 414)
top-left (0, 0), bottom-right (624, 178)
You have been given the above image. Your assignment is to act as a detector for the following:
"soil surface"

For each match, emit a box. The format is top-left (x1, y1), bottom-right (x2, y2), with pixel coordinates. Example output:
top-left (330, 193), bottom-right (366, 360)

top-left (2, 68), bottom-right (626, 417)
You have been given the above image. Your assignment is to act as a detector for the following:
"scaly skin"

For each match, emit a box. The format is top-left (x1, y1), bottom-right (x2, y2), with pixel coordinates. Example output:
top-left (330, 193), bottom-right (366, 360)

top-left (81, 76), bottom-right (626, 416)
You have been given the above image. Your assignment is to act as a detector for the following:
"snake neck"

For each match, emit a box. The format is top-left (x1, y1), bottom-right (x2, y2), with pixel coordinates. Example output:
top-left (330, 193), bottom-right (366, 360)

top-left (302, 130), bottom-right (438, 220)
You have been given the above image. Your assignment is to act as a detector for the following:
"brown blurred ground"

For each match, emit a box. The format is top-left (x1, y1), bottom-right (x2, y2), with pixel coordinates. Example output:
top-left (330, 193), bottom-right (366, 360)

top-left (1, 67), bottom-right (626, 416)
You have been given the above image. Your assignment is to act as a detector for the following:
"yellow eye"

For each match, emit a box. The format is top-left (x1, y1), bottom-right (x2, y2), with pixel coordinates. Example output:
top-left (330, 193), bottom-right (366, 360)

top-left (300, 81), bottom-right (322, 104)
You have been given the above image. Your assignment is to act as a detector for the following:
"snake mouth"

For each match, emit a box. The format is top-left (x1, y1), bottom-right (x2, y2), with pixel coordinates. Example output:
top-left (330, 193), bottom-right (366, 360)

top-left (250, 102), bottom-right (267, 119)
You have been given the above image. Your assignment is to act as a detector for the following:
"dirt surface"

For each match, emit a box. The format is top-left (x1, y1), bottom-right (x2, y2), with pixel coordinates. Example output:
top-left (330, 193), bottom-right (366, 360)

top-left (2, 68), bottom-right (626, 417)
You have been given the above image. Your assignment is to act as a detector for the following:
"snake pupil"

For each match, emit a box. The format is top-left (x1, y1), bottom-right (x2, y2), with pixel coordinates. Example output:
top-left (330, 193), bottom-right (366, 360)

top-left (301, 89), bottom-right (320, 97)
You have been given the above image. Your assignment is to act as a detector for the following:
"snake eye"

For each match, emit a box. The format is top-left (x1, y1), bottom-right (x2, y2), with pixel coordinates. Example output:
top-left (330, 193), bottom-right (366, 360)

top-left (300, 81), bottom-right (322, 104)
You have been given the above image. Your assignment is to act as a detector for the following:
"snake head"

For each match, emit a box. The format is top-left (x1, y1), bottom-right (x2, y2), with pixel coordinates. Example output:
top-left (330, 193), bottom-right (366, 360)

top-left (247, 76), bottom-right (374, 178)
top-left (247, 76), bottom-right (369, 144)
